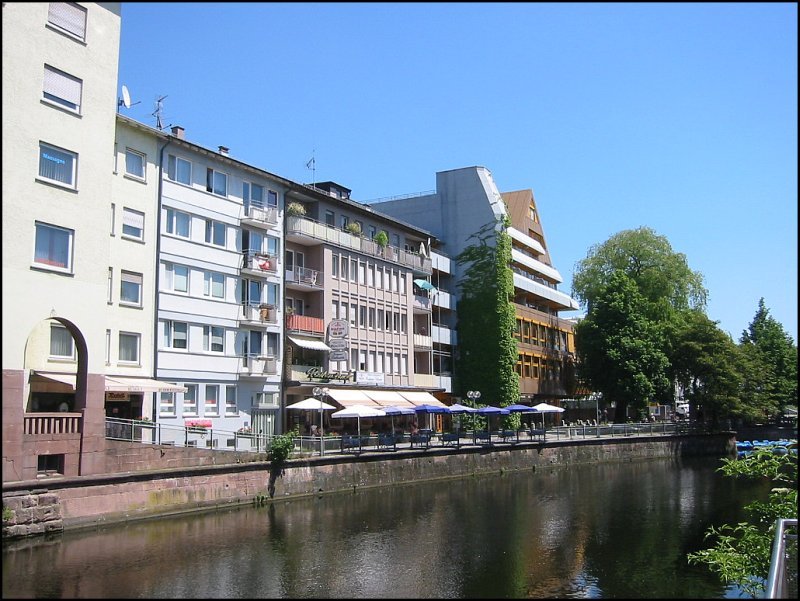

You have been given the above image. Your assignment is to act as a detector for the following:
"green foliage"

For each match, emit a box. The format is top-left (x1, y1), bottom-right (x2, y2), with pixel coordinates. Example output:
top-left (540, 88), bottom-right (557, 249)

top-left (286, 201), bottom-right (306, 217)
top-left (345, 221), bottom-right (362, 237)
top-left (268, 427), bottom-right (298, 463)
top-left (575, 270), bottom-right (670, 422)
top-left (374, 230), bottom-right (389, 248)
top-left (455, 218), bottom-right (519, 405)
top-left (687, 447), bottom-right (798, 597)
top-left (2, 505), bottom-right (13, 522)
top-left (572, 226), bottom-right (707, 320)
top-left (739, 298), bottom-right (798, 418)
top-left (667, 309), bottom-right (744, 424)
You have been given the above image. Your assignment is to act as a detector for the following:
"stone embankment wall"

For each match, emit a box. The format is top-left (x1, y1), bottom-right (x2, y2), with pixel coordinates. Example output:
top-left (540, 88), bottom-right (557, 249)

top-left (2, 433), bottom-right (734, 539)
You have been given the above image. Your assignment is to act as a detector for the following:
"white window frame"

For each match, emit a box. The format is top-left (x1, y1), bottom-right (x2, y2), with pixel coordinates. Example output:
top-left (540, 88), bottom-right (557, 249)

top-left (49, 323), bottom-right (75, 360)
top-left (165, 262), bottom-right (189, 294)
top-left (163, 320), bottom-right (188, 350)
top-left (38, 142), bottom-right (77, 189)
top-left (119, 270), bottom-right (143, 307)
top-left (203, 271), bottom-right (225, 299)
top-left (121, 207), bottom-right (145, 241)
top-left (118, 332), bottom-right (141, 365)
top-left (124, 148), bottom-right (146, 181)
top-left (204, 219), bottom-right (226, 247)
top-left (183, 384), bottom-right (198, 415)
top-left (202, 325), bottom-right (225, 353)
top-left (165, 208), bottom-right (191, 238)
top-left (160, 391), bottom-right (176, 416)
top-left (33, 222), bottom-right (73, 273)
top-left (47, 2), bottom-right (87, 42)
top-left (225, 385), bottom-right (238, 415)
top-left (42, 64), bottom-right (82, 113)
top-left (206, 167), bottom-right (228, 196)
top-left (167, 154), bottom-right (192, 185)
top-left (204, 384), bottom-right (220, 416)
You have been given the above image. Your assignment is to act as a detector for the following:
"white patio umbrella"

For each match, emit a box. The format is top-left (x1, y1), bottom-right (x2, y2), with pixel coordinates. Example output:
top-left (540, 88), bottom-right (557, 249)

top-left (286, 397), bottom-right (336, 455)
top-left (331, 405), bottom-right (387, 445)
top-left (531, 402), bottom-right (565, 430)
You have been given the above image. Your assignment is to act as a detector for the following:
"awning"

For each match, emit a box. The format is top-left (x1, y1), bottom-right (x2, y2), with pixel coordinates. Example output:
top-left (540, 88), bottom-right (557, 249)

top-left (413, 278), bottom-right (436, 292)
top-left (399, 391), bottom-right (448, 408)
top-left (288, 336), bottom-right (331, 352)
top-left (105, 377), bottom-right (187, 393)
top-left (325, 388), bottom-right (381, 408)
top-left (363, 390), bottom-right (415, 408)
top-left (32, 372), bottom-right (186, 393)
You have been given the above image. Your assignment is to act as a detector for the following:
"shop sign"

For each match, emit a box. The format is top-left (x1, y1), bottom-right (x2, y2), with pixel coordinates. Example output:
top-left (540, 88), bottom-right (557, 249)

top-left (306, 366), bottom-right (353, 382)
top-left (328, 338), bottom-right (348, 350)
top-left (328, 319), bottom-right (349, 338)
top-left (356, 371), bottom-right (384, 385)
top-left (107, 392), bottom-right (129, 401)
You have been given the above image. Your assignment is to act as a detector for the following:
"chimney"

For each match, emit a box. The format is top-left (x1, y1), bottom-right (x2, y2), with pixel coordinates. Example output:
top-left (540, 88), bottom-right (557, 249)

top-left (218, 146), bottom-right (229, 156)
top-left (170, 125), bottom-right (185, 140)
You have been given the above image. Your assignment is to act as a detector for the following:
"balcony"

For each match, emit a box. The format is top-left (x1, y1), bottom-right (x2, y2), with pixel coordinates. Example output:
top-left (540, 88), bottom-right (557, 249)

top-left (239, 355), bottom-right (278, 377)
top-left (413, 333), bottom-right (433, 348)
top-left (240, 203), bottom-right (278, 229)
top-left (23, 412), bottom-right (82, 436)
top-left (285, 266), bottom-right (323, 292)
top-left (286, 216), bottom-right (432, 274)
top-left (413, 294), bottom-right (432, 312)
top-left (286, 313), bottom-right (325, 336)
top-left (241, 251), bottom-right (278, 278)
top-left (239, 303), bottom-right (278, 327)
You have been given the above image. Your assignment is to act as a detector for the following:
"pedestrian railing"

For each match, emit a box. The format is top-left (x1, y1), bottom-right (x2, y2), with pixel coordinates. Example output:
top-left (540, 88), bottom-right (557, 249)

top-left (765, 518), bottom-right (798, 599)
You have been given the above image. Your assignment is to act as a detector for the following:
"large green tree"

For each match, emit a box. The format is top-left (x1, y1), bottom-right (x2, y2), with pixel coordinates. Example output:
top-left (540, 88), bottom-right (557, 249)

top-left (455, 218), bottom-right (519, 406)
top-left (667, 310), bottom-right (744, 425)
top-left (572, 226), bottom-right (707, 321)
top-left (574, 270), bottom-right (670, 422)
top-left (739, 298), bottom-right (798, 420)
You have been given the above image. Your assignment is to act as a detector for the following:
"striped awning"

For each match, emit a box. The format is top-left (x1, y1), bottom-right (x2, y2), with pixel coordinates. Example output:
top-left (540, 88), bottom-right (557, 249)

top-left (398, 391), bottom-right (448, 408)
top-left (363, 390), bottom-right (415, 408)
top-left (32, 372), bottom-right (186, 393)
top-left (325, 388), bottom-right (381, 408)
top-left (288, 336), bottom-right (331, 352)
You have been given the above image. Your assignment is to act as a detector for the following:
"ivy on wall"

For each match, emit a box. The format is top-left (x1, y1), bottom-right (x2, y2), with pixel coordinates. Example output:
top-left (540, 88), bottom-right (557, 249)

top-left (454, 217), bottom-right (520, 408)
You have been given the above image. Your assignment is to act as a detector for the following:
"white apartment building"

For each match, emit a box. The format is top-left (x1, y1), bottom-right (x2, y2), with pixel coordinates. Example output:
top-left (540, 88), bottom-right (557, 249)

top-left (2, 2), bottom-right (122, 480)
top-left (154, 127), bottom-right (287, 439)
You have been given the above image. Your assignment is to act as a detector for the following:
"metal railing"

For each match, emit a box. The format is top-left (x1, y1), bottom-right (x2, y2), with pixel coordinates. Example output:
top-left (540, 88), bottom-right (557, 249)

top-left (765, 518), bottom-right (798, 599)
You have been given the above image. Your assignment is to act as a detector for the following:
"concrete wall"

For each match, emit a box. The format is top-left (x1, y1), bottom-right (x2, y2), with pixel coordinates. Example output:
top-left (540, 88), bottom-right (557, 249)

top-left (2, 433), bottom-right (734, 539)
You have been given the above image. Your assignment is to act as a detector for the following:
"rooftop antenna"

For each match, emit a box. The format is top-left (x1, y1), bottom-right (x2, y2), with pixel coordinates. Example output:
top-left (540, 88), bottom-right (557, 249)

top-left (305, 150), bottom-right (316, 188)
top-left (117, 84), bottom-right (140, 112)
top-left (152, 94), bottom-right (168, 130)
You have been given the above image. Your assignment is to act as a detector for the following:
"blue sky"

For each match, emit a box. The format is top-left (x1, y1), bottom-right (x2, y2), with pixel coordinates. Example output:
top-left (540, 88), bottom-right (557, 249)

top-left (117, 2), bottom-right (798, 341)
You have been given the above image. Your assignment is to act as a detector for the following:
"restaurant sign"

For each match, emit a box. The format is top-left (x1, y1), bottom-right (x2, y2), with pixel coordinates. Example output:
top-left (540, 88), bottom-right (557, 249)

top-left (306, 367), bottom-right (353, 382)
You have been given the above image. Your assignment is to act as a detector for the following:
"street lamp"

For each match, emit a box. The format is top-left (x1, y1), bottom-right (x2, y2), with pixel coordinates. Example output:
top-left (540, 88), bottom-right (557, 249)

top-left (312, 386), bottom-right (329, 456)
top-left (467, 390), bottom-right (481, 431)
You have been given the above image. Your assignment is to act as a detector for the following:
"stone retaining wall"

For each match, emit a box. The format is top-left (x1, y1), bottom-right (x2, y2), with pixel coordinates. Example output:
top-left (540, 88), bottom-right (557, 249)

top-left (2, 433), bottom-right (734, 539)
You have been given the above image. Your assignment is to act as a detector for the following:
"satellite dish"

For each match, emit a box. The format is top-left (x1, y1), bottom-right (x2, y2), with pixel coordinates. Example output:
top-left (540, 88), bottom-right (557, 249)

top-left (121, 85), bottom-right (131, 108)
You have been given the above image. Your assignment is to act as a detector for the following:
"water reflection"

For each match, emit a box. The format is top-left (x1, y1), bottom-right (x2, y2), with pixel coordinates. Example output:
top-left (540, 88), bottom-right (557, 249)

top-left (3, 456), bottom-right (767, 598)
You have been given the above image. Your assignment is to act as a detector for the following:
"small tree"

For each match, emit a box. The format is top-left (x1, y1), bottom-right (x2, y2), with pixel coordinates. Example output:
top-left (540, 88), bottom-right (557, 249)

top-left (345, 222), bottom-right (362, 237)
top-left (374, 230), bottom-right (389, 249)
top-left (286, 201), bottom-right (306, 217)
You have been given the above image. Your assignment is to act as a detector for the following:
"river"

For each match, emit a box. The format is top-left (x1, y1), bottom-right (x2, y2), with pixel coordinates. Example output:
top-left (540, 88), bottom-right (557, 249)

top-left (2, 455), bottom-right (768, 598)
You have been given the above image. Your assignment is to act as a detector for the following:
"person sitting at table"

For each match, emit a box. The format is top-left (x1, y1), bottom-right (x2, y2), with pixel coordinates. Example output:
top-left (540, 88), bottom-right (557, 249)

top-left (310, 424), bottom-right (319, 436)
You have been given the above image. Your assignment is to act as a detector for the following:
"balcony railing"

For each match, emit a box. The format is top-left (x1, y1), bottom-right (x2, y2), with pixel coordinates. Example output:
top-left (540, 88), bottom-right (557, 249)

top-left (241, 251), bottom-right (278, 276)
top-left (285, 266), bottom-right (322, 289)
top-left (766, 518), bottom-right (798, 599)
top-left (286, 313), bottom-right (325, 335)
top-left (286, 216), bottom-right (432, 274)
top-left (240, 354), bottom-right (278, 376)
top-left (24, 412), bottom-right (82, 435)
top-left (240, 303), bottom-right (278, 325)
top-left (240, 203), bottom-right (278, 228)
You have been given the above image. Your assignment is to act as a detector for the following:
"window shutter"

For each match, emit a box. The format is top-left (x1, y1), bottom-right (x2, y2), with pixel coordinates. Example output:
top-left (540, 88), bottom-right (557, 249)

top-left (48, 3), bottom-right (87, 40)
top-left (122, 208), bottom-right (144, 230)
top-left (43, 66), bottom-right (82, 108)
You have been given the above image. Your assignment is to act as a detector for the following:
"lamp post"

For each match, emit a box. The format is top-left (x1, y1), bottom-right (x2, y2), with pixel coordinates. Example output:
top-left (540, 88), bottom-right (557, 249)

top-left (312, 386), bottom-right (329, 456)
top-left (467, 390), bottom-right (481, 431)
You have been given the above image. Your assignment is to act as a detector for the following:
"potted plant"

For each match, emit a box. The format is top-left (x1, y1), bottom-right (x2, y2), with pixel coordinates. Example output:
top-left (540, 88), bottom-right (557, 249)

top-left (286, 201), bottom-right (306, 217)
top-left (374, 230), bottom-right (389, 251)
top-left (345, 222), bottom-right (362, 237)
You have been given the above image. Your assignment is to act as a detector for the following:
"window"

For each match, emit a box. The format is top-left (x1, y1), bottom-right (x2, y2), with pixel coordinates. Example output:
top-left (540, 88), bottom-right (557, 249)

top-left (124, 148), bottom-right (146, 180)
top-left (392, 233), bottom-right (400, 248)
top-left (267, 190), bottom-right (278, 207)
top-left (43, 65), bottom-right (82, 112)
top-left (165, 262), bottom-right (189, 293)
top-left (183, 384), bottom-right (198, 415)
top-left (203, 271), bottom-right (225, 298)
top-left (38, 142), bottom-right (77, 188)
top-left (107, 267), bottom-right (113, 303)
top-left (242, 279), bottom-right (262, 306)
top-left (37, 454), bottom-right (64, 477)
top-left (33, 222), bottom-right (73, 271)
top-left (340, 215), bottom-right (349, 229)
top-left (243, 181), bottom-right (264, 208)
top-left (265, 235), bottom-right (279, 256)
top-left (204, 219), bottom-right (226, 247)
top-left (266, 332), bottom-right (280, 357)
top-left (359, 305), bottom-right (366, 328)
top-left (225, 385), bottom-right (237, 415)
top-left (118, 332), bottom-right (140, 364)
top-left (167, 155), bottom-right (191, 185)
top-left (110, 203), bottom-right (116, 235)
top-left (243, 229), bottom-right (263, 254)
top-left (105, 329), bottom-right (111, 364)
top-left (47, 2), bottom-right (87, 41)
top-left (119, 271), bottom-right (143, 306)
top-left (160, 391), bottom-right (176, 416)
top-left (49, 323), bottom-right (74, 359)
top-left (206, 168), bottom-right (227, 196)
top-left (203, 325), bottom-right (224, 353)
top-left (164, 320), bottom-right (188, 350)
top-left (265, 283), bottom-right (278, 306)
top-left (332, 253), bottom-right (339, 278)
top-left (205, 385), bottom-right (219, 415)
top-left (369, 225), bottom-right (377, 240)
top-left (121, 208), bottom-right (144, 240)
top-left (165, 208), bottom-right (190, 238)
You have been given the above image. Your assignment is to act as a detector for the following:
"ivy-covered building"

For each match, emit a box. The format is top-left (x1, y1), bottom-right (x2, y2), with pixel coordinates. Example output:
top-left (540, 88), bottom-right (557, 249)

top-left (370, 167), bottom-right (580, 405)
